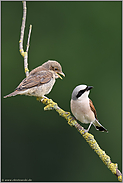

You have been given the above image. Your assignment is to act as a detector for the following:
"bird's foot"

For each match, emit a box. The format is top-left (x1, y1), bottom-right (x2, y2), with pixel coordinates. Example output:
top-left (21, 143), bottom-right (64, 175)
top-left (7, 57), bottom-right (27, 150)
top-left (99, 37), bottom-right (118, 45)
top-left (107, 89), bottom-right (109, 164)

top-left (82, 122), bottom-right (93, 134)
top-left (36, 96), bottom-right (49, 102)
top-left (36, 97), bottom-right (43, 102)
top-left (82, 129), bottom-right (89, 134)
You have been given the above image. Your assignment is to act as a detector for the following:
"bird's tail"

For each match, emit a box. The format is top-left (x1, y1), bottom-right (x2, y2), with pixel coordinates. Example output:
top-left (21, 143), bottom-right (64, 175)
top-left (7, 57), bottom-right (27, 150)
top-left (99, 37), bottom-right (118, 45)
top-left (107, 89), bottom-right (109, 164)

top-left (93, 119), bottom-right (108, 133)
top-left (4, 90), bottom-right (19, 98)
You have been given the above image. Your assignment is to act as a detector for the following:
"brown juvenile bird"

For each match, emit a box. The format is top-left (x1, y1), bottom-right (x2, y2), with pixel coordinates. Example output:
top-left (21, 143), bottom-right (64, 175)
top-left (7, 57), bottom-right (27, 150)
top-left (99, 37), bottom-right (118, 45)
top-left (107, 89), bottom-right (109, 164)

top-left (4, 60), bottom-right (65, 98)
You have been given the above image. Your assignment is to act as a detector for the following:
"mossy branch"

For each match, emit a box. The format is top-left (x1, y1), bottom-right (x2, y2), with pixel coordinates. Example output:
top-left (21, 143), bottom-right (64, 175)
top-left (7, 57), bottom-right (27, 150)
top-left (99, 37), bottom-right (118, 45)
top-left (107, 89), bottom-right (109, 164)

top-left (38, 97), bottom-right (122, 182)
top-left (19, 1), bottom-right (121, 181)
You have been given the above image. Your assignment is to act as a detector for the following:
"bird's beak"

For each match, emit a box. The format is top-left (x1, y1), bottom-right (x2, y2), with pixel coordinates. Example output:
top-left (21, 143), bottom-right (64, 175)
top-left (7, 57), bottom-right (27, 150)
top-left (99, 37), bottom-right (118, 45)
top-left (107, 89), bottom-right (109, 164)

top-left (86, 86), bottom-right (93, 91)
top-left (56, 71), bottom-right (65, 79)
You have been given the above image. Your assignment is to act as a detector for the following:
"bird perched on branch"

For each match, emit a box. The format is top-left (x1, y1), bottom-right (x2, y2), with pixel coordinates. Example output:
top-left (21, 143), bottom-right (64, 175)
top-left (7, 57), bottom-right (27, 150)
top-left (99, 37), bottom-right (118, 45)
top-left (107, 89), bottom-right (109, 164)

top-left (70, 85), bottom-right (108, 133)
top-left (4, 60), bottom-right (65, 99)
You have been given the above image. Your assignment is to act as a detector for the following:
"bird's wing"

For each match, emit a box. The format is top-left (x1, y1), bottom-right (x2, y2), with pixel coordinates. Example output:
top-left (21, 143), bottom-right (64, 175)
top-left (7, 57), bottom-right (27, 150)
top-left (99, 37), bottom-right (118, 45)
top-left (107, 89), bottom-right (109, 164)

top-left (89, 99), bottom-right (108, 132)
top-left (16, 70), bottom-right (53, 91)
top-left (89, 99), bottom-right (98, 120)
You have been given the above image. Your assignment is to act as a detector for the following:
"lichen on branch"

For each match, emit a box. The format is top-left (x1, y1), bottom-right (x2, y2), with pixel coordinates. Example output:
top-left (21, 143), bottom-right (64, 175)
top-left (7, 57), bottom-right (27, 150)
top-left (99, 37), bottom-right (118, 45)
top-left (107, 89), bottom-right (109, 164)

top-left (39, 97), bottom-right (122, 182)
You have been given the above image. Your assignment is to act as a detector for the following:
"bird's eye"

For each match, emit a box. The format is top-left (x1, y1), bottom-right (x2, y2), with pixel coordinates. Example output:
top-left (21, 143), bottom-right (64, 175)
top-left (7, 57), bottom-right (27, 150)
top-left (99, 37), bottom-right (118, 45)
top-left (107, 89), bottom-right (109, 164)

top-left (54, 67), bottom-right (58, 71)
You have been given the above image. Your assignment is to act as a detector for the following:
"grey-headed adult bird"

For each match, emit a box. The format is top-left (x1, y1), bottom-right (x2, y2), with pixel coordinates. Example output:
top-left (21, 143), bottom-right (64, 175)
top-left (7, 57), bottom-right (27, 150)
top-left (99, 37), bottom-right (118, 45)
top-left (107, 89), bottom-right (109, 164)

top-left (70, 85), bottom-right (108, 133)
top-left (4, 60), bottom-right (65, 98)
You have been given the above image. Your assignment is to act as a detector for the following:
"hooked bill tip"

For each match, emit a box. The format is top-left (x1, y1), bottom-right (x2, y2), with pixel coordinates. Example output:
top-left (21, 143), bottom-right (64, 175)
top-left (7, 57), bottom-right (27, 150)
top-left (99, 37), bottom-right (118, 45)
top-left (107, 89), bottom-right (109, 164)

top-left (86, 86), bottom-right (93, 91)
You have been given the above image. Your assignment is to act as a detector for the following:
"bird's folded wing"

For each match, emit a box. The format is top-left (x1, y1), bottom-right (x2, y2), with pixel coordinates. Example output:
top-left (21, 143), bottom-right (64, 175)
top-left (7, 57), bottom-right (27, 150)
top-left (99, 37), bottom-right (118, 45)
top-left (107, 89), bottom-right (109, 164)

top-left (16, 71), bottom-right (53, 90)
top-left (89, 99), bottom-right (98, 120)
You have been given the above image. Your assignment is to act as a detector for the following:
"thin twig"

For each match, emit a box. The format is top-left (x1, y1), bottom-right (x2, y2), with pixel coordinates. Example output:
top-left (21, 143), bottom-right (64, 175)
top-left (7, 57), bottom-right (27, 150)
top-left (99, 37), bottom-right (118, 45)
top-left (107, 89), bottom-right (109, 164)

top-left (19, 1), bottom-right (26, 57)
top-left (19, 1), bottom-right (32, 77)
top-left (26, 25), bottom-right (32, 53)
top-left (38, 97), bottom-right (122, 182)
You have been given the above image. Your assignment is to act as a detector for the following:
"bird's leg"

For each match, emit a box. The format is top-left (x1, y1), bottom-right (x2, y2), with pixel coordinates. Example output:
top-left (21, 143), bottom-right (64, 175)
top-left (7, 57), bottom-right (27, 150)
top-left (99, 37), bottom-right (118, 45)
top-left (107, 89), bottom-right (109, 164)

top-left (84, 121), bottom-right (93, 133)
top-left (39, 96), bottom-right (54, 106)
top-left (36, 96), bottom-right (49, 102)
top-left (41, 96), bottom-right (49, 102)
top-left (37, 96), bottom-right (57, 110)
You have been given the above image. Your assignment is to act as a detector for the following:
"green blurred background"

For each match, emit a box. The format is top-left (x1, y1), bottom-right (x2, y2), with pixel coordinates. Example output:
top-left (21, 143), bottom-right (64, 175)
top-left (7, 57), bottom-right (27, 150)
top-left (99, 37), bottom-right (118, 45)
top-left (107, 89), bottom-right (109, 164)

top-left (2, 1), bottom-right (122, 182)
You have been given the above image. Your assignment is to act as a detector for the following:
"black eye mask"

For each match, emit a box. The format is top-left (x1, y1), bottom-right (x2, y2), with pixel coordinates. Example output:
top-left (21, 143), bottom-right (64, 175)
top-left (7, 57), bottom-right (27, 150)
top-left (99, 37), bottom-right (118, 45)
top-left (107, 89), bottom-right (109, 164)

top-left (76, 86), bottom-right (88, 98)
